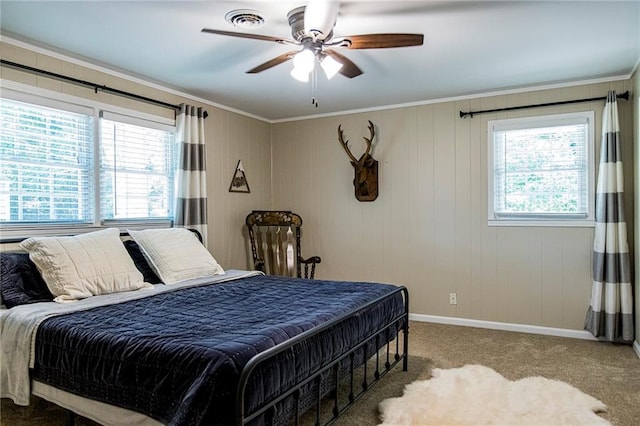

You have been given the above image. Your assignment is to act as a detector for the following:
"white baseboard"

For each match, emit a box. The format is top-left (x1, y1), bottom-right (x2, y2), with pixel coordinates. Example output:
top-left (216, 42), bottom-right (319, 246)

top-left (634, 341), bottom-right (640, 359)
top-left (409, 313), bottom-right (599, 341)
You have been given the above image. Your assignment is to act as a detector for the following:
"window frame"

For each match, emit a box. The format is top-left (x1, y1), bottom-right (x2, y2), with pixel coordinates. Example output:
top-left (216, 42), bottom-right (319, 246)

top-left (0, 94), bottom-right (95, 226)
top-left (487, 111), bottom-right (596, 227)
top-left (99, 111), bottom-right (176, 224)
top-left (0, 81), bottom-right (176, 240)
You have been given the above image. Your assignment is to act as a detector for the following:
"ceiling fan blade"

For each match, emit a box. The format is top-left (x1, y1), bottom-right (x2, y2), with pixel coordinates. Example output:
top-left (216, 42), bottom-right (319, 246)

top-left (341, 33), bottom-right (424, 49)
top-left (201, 28), bottom-right (297, 45)
top-left (304, 0), bottom-right (340, 40)
top-left (246, 51), bottom-right (298, 74)
top-left (325, 50), bottom-right (362, 78)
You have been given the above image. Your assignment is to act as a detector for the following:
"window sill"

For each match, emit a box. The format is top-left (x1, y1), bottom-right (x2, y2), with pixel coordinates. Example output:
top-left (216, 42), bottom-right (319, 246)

top-left (488, 219), bottom-right (595, 228)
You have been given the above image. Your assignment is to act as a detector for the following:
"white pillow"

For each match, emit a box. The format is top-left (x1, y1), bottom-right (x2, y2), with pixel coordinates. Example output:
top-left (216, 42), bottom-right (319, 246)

top-left (19, 228), bottom-right (150, 303)
top-left (128, 228), bottom-right (224, 284)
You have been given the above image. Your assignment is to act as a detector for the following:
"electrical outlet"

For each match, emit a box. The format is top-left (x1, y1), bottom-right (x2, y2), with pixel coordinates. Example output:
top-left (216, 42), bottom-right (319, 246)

top-left (449, 292), bottom-right (457, 305)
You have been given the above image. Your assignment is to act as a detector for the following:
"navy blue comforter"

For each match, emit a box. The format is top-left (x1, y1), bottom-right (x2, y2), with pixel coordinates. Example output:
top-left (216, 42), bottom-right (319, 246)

top-left (33, 274), bottom-right (404, 425)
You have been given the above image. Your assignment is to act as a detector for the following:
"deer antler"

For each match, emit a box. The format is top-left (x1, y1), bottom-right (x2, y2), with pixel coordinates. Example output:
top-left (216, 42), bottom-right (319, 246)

top-left (363, 120), bottom-right (375, 157)
top-left (337, 124), bottom-right (358, 163)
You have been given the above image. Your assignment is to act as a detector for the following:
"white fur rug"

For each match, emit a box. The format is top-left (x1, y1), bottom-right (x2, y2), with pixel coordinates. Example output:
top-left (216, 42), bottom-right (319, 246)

top-left (378, 364), bottom-right (610, 425)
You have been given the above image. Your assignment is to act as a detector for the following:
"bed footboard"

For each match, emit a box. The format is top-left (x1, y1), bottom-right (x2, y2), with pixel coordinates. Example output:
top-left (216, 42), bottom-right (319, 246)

top-left (236, 286), bottom-right (409, 426)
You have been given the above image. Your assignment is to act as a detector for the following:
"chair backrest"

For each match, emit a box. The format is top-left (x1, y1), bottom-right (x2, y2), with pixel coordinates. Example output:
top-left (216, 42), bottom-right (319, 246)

top-left (246, 210), bottom-right (310, 278)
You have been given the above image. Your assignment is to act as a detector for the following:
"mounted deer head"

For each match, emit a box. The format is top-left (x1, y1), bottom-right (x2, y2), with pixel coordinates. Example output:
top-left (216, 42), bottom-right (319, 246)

top-left (337, 120), bottom-right (379, 201)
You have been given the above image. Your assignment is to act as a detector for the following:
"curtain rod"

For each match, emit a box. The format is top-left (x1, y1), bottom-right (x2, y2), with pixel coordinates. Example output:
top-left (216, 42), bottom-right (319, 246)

top-left (459, 90), bottom-right (629, 119)
top-left (0, 59), bottom-right (208, 118)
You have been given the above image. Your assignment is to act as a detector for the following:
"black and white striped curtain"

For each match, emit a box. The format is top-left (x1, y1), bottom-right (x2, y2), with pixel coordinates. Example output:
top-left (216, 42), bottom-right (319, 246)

top-left (584, 90), bottom-right (634, 342)
top-left (174, 104), bottom-right (208, 246)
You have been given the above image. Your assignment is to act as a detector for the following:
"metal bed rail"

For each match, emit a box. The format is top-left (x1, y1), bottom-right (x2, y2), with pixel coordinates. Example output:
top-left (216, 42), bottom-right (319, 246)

top-left (236, 286), bottom-right (409, 426)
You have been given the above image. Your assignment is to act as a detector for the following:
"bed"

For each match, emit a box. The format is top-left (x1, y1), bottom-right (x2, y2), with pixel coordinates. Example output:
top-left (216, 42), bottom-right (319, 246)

top-left (0, 228), bottom-right (408, 425)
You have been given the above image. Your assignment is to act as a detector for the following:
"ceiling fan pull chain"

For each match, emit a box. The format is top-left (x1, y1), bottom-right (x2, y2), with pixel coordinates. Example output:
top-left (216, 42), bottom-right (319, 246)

top-left (311, 66), bottom-right (318, 108)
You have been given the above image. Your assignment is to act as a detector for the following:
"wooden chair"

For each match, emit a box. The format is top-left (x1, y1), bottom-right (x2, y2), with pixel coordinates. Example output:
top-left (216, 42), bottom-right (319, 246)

top-left (245, 210), bottom-right (321, 279)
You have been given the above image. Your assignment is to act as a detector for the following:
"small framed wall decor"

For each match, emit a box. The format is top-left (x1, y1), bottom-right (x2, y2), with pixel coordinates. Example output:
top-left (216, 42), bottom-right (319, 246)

top-left (229, 160), bottom-right (250, 193)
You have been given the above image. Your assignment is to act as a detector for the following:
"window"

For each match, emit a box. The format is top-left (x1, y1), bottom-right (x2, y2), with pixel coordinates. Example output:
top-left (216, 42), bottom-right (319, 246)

top-left (0, 88), bottom-right (176, 235)
top-left (100, 112), bottom-right (175, 222)
top-left (488, 111), bottom-right (595, 226)
top-left (0, 98), bottom-right (94, 224)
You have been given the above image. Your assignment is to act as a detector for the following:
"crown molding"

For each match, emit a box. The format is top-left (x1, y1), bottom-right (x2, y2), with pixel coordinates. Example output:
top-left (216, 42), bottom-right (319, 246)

top-left (273, 74), bottom-right (632, 123)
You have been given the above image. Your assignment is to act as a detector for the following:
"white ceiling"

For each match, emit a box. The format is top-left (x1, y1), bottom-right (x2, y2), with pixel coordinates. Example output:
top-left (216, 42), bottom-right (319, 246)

top-left (1, 1), bottom-right (639, 121)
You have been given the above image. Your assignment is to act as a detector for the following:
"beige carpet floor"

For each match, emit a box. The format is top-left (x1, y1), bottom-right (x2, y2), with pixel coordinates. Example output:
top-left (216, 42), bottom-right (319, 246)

top-left (2, 321), bottom-right (639, 425)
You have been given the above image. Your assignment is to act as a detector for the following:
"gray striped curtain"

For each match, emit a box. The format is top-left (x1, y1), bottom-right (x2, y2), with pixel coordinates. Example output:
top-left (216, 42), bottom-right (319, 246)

top-left (584, 90), bottom-right (633, 342)
top-left (174, 104), bottom-right (208, 246)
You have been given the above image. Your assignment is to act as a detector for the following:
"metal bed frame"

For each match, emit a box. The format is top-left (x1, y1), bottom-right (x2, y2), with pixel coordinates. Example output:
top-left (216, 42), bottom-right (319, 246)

top-left (56, 286), bottom-right (407, 426)
top-left (236, 286), bottom-right (409, 426)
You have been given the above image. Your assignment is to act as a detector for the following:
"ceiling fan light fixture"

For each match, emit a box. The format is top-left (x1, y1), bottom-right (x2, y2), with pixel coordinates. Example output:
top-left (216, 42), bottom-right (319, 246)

top-left (320, 54), bottom-right (342, 79)
top-left (292, 49), bottom-right (315, 73)
top-left (290, 67), bottom-right (310, 83)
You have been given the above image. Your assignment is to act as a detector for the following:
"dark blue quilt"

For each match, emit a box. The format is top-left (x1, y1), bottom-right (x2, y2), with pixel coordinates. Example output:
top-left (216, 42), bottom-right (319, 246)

top-left (32, 274), bottom-right (404, 425)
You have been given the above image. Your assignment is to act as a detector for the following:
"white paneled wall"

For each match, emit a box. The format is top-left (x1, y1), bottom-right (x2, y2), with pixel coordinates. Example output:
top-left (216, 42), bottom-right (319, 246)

top-left (272, 81), bottom-right (634, 331)
top-left (206, 109), bottom-right (271, 270)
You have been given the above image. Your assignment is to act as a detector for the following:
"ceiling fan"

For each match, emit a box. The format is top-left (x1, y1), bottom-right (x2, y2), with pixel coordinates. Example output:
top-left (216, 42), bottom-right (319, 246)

top-left (201, 1), bottom-right (424, 82)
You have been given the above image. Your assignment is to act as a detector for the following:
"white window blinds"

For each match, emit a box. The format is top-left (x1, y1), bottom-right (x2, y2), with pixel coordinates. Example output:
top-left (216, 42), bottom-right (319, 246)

top-left (99, 111), bottom-right (175, 221)
top-left (489, 112), bottom-right (594, 225)
top-left (0, 98), bottom-right (94, 224)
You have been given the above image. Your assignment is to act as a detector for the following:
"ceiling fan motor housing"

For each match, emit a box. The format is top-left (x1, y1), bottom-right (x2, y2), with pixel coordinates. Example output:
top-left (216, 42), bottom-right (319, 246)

top-left (287, 6), bottom-right (333, 42)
